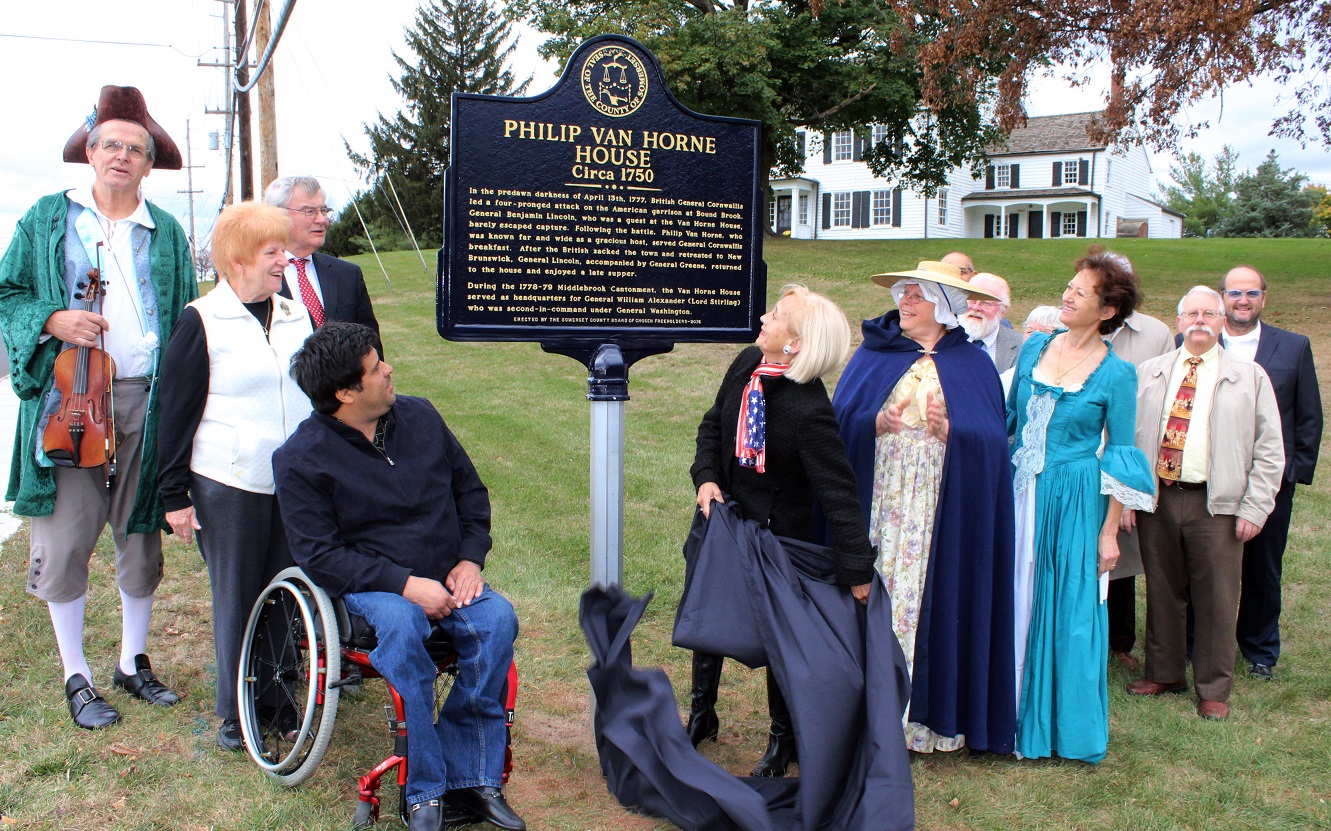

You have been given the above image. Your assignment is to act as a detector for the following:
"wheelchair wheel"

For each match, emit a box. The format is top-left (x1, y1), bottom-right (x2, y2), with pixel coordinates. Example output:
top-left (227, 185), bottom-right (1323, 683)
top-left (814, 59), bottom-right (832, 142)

top-left (238, 567), bottom-right (340, 785)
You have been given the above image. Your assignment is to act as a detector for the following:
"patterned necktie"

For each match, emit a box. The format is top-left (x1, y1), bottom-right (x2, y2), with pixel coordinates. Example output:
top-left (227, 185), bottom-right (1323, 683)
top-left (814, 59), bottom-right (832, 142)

top-left (290, 257), bottom-right (325, 327)
top-left (1157, 357), bottom-right (1202, 481)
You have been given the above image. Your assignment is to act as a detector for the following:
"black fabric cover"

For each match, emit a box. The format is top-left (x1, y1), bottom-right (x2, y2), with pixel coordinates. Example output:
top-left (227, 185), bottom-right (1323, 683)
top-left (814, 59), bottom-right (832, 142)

top-left (582, 503), bottom-right (916, 831)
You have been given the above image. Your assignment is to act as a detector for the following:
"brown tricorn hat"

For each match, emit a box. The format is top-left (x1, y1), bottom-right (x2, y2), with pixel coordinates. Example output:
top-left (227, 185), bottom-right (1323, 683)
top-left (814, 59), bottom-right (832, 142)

top-left (62, 86), bottom-right (182, 170)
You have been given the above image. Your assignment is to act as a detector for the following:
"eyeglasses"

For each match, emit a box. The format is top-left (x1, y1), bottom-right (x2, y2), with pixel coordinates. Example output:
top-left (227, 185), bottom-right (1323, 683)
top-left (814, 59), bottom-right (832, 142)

top-left (287, 206), bottom-right (334, 219)
top-left (899, 291), bottom-right (930, 305)
top-left (1180, 309), bottom-right (1223, 321)
top-left (958, 267), bottom-right (976, 276)
top-left (98, 139), bottom-right (148, 160)
top-left (968, 298), bottom-right (1004, 310)
top-left (1223, 289), bottom-right (1264, 300)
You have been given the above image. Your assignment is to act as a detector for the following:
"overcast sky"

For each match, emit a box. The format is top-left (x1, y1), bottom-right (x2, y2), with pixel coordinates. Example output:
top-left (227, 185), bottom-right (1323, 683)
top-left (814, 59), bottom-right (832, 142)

top-left (2, 1), bottom-right (1326, 252)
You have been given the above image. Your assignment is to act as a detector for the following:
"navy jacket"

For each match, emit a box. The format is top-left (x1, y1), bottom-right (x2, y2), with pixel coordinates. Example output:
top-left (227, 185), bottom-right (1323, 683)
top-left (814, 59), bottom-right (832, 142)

top-left (281, 251), bottom-right (382, 353)
top-left (273, 395), bottom-right (491, 596)
top-left (1225, 325), bottom-right (1321, 485)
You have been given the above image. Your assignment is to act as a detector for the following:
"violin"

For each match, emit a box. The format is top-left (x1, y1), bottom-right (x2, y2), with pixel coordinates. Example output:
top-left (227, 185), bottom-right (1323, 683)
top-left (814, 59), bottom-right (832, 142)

top-left (42, 245), bottom-right (117, 485)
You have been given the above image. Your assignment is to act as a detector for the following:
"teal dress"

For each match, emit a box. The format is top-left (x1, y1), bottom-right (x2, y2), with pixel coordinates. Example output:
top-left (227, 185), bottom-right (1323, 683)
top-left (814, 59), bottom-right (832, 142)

top-left (1007, 332), bottom-right (1153, 763)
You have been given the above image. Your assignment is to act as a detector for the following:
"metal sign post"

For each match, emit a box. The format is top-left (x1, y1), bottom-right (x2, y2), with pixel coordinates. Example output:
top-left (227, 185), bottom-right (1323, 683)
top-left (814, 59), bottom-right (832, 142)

top-left (587, 344), bottom-right (627, 587)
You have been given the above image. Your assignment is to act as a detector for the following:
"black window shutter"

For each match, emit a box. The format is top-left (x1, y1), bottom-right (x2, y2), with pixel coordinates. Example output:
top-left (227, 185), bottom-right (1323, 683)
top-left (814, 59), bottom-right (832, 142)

top-left (1010, 165), bottom-right (1020, 189)
top-left (852, 191), bottom-right (870, 228)
top-left (894, 134), bottom-right (905, 160)
top-left (1051, 211), bottom-right (1062, 237)
top-left (852, 133), bottom-right (864, 162)
top-left (1008, 213), bottom-right (1019, 238)
top-left (986, 165), bottom-right (995, 189)
top-left (1052, 161), bottom-right (1062, 186)
top-left (984, 215), bottom-right (995, 238)
top-left (1078, 159), bottom-right (1090, 185)
top-left (823, 134), bottom-right (832, 165)
top-left (822, 193), bottom-right (832, 228)
top-left (797, 131), bottom-right (806, 161)
top-left (1029, 210), bottom-right (1044, 238)
top-left (892, 189), bottom-right (903, 227)
top-left (1077, 210), bottom-right (1088, 236)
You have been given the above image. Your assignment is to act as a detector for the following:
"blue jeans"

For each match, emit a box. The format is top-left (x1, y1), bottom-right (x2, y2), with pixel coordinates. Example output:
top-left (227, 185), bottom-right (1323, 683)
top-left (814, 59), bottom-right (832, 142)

top-left (344, 587), bottom-right (517, 803)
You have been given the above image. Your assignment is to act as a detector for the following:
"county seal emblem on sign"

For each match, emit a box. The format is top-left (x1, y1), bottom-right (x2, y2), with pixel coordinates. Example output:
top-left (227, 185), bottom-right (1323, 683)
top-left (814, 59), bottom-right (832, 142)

top-left (581, 44), bottom-right (648, 117)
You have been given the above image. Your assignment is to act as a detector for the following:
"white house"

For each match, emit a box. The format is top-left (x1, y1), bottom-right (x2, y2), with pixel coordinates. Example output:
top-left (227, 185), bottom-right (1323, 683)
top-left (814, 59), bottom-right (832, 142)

top-left (768, 111), bottom-right (1184, 240)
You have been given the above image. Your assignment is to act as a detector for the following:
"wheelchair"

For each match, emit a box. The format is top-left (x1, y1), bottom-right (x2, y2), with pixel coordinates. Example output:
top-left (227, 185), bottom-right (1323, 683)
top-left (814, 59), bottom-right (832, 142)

top-left (236, 567), bottom-right (517, 828)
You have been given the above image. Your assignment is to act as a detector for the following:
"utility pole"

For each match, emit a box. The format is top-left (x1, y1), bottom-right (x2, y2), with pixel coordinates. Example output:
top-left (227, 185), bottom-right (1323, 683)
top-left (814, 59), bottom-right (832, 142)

top-left (235, 0), bottom-right (254, 200)
top-left (255, 0), bottom-right (279, 190)
top-left (201, 0), bottom-right (236, 205)
top-left (178, 119), bottom-right (205, 271)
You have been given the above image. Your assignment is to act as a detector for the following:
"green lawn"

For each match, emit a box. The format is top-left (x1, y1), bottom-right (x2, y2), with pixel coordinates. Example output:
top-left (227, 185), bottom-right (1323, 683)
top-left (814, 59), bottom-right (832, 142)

top-left (1, 237), bottom-right (1328, 830)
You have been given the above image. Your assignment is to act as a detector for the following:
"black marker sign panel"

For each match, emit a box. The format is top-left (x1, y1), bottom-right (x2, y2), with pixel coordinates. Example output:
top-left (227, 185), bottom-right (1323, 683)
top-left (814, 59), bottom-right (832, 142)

top-left (438, 35), bottom-right (765, 346)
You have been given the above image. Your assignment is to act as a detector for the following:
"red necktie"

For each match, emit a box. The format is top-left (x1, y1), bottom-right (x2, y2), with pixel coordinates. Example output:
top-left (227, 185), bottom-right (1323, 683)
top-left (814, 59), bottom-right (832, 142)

top-left (290, 257), bottom-right (325, 327)
top-left (1157, 357), bottom-right (1202, 481)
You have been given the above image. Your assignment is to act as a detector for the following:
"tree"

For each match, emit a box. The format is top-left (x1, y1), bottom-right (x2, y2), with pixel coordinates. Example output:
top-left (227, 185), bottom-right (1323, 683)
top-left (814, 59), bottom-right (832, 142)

top-left (1309, 184), bottom-right (1331, 236)
top-left (1159, 146), bottom-right (1239, 238)
top-left (1218, 150), bottom-right (1319, 237)
top-left (511, 0), bottom-right (1006, 198)
top-left (875, 0), bottom-right (1331, 152)
top-left (328, 0), bottom-right (530, 255)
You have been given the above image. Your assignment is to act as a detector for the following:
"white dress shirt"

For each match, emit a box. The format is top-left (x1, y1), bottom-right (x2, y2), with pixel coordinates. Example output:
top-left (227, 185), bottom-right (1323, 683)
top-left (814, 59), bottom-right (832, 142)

top-left (284, 250), bottom-right (326, 307)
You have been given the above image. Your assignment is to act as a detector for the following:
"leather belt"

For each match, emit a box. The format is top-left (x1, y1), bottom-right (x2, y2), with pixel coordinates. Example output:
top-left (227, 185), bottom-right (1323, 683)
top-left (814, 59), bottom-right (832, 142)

top-left (1162, 479), bottom-right (1206, 491)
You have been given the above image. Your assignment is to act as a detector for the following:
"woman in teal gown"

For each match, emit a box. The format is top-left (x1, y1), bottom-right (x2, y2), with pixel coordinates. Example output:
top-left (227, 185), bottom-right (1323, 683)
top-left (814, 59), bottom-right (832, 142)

top-left (1008, 250), bottom-right (1155, 763)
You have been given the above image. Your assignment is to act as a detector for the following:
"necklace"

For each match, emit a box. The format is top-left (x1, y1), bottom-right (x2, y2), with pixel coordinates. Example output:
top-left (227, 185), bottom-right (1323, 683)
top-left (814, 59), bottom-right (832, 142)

top-left (1053, 337), bottom-right (1100, 384)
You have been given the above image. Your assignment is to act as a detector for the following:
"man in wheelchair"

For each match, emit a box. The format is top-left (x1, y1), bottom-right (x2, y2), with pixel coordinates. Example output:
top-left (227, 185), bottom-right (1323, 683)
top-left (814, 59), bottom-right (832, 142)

top-left (273, 322), bottom-right (525, 831)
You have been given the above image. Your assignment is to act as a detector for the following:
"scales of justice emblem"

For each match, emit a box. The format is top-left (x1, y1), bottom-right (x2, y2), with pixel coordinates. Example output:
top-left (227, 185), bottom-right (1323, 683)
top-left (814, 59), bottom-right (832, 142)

top-left (581, 44), bottom-right (649, 117)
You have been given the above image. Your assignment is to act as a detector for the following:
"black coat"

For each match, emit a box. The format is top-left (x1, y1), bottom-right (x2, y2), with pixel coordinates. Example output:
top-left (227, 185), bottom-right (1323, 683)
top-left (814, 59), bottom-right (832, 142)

top-left (691, 347), bottom-right (873, 586)
top-left (281, 251), bottom-right (382, 353)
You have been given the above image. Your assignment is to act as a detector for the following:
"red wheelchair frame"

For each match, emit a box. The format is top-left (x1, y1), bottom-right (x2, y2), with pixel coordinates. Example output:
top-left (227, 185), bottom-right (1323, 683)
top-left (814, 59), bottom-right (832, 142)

top-left (237, 567), bottom-right (517, 828)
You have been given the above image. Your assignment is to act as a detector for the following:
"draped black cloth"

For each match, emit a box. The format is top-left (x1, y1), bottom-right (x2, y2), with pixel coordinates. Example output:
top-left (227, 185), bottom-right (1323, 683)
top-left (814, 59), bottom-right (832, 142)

top-left (581, 503), bottom-right (915, 831)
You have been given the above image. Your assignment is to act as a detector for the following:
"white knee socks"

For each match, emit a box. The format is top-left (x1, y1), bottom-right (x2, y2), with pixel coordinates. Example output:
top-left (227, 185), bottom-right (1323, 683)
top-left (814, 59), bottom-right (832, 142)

top-left (119, 589), bottom-right (154, 675)
top-left (48, 596), bottom-right (92, 683)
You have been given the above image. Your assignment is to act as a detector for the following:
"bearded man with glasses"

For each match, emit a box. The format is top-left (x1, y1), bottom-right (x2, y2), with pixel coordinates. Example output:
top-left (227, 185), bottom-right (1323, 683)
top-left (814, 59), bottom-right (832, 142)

top-left (263, 175), bottom-right (381, 355)
top-left (0, 86), bottom-right (196, 730)
top-left (1217, 265), bottom-right (1322, 682)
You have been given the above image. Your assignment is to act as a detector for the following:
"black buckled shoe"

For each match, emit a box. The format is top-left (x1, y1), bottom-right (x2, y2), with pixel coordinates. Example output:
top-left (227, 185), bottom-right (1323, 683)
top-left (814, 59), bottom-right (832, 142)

top-left (217, 718), bottom-right (244, 752)
top-left (408, 798), bottom-right (444, 831)
top-left (66, 674), bottom-right (121, 730)
top-left (113, 654), bottom-right (179, 706)
top-left (445, 786), bottom-right (526, 831)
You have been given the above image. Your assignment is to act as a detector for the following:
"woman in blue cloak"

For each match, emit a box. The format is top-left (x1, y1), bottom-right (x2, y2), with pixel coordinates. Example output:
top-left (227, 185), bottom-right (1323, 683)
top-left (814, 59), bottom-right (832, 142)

top-left (832, 261), bottom-right (1017, 755)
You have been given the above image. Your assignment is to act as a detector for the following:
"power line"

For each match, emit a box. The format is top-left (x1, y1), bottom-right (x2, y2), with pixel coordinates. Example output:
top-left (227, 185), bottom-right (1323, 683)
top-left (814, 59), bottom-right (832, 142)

top-left (0, 31), bottom-right (207, 58)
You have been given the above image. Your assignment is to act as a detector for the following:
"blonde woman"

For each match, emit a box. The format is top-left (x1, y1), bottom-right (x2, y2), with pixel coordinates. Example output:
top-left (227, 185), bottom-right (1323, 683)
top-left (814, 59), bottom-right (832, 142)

top-left (686, 284), bottom-right (873, 777)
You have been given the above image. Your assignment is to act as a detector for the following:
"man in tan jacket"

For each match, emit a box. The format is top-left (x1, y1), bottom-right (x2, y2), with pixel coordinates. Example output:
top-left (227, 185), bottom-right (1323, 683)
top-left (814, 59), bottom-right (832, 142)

top-left (1122, 286), bottom-right (1283, 721)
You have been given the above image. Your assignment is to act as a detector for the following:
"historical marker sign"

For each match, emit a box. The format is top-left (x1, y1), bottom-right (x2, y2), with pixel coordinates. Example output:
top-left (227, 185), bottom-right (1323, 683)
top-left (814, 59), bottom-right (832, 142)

top-left (438, 35), bottom-right (766, 348)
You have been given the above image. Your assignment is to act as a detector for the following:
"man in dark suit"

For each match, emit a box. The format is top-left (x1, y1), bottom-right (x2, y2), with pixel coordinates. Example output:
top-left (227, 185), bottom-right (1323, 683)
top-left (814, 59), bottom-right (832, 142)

top-left (1219, 265), bottom-right (1322, 681)
top-left (961, 272), bottom-right (1023, 372)
top-left (263, 176), bottom-right (381, 354)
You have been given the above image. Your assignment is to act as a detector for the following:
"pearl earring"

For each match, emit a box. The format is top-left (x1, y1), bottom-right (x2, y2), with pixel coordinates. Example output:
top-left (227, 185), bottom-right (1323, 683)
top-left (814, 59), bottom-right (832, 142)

top-left (782, 344), bottom-right (792, 355)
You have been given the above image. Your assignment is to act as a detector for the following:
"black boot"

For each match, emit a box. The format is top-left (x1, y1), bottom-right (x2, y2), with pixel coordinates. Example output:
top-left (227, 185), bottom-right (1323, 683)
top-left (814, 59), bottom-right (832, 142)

top-left (686, 652), bottom-right (723, 747)
top-left (751, 670), bottom-right (797, 777)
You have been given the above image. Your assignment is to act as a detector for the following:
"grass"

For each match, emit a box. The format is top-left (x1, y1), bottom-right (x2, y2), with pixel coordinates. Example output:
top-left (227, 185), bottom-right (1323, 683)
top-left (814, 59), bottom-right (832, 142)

top-left (1, 236), bottom-right (1328, 830)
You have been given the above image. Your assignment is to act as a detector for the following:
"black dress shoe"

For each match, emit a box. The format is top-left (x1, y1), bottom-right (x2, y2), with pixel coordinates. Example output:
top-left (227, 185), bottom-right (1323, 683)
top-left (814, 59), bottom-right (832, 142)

top-left (66, 674), bottom-right (121, 730)
top-left (408, 798), bottom-right (443, 831)
top-left (113, 654), bottom-right (179, 706)
top-left (1250, 662), bottom-right (1274, 681)
top-left (446, 786), bottom-right (526, 831)
top-left (217, 718), bottom-right (244, 752)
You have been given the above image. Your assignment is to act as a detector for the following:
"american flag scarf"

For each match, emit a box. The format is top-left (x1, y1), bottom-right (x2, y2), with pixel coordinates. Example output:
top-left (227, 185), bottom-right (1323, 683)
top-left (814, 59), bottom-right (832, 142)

top-left (735, 361), bottom-right (789, 473)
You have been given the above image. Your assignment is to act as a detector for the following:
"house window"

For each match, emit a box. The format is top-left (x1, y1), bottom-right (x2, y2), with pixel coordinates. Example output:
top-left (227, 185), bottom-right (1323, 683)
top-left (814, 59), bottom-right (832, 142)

top-left (871, 190), bottom-right (893, 225)
top-left (871, 124), bottom-right (890, 148)
top-left (1063, 161), bottom-right (1081, 185)
top-left (832, 131), bottom-right (853, 161)
top-left (1062, 212), bottom-right (1079, 236)
top-left (832, 192), bottom-right (852, 226)
top-left (769, 198), bottom-right (776, 229)
top-left (996, 164), bottom-right (1011, 188)
top-left (798, 194), bottom-right (809, 225)
top-left (937, 188), bottom-right (949, 225)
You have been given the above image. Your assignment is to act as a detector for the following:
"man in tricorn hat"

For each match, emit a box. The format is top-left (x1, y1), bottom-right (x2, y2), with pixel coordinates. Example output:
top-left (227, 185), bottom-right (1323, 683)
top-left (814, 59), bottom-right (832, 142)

top-left (0, 86), bottom-right (196, 730)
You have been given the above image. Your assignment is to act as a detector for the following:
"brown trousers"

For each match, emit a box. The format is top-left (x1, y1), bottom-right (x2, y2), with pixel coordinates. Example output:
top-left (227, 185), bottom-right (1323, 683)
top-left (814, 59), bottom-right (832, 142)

top-left (1137, 483), bottom-right (1243, 702)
